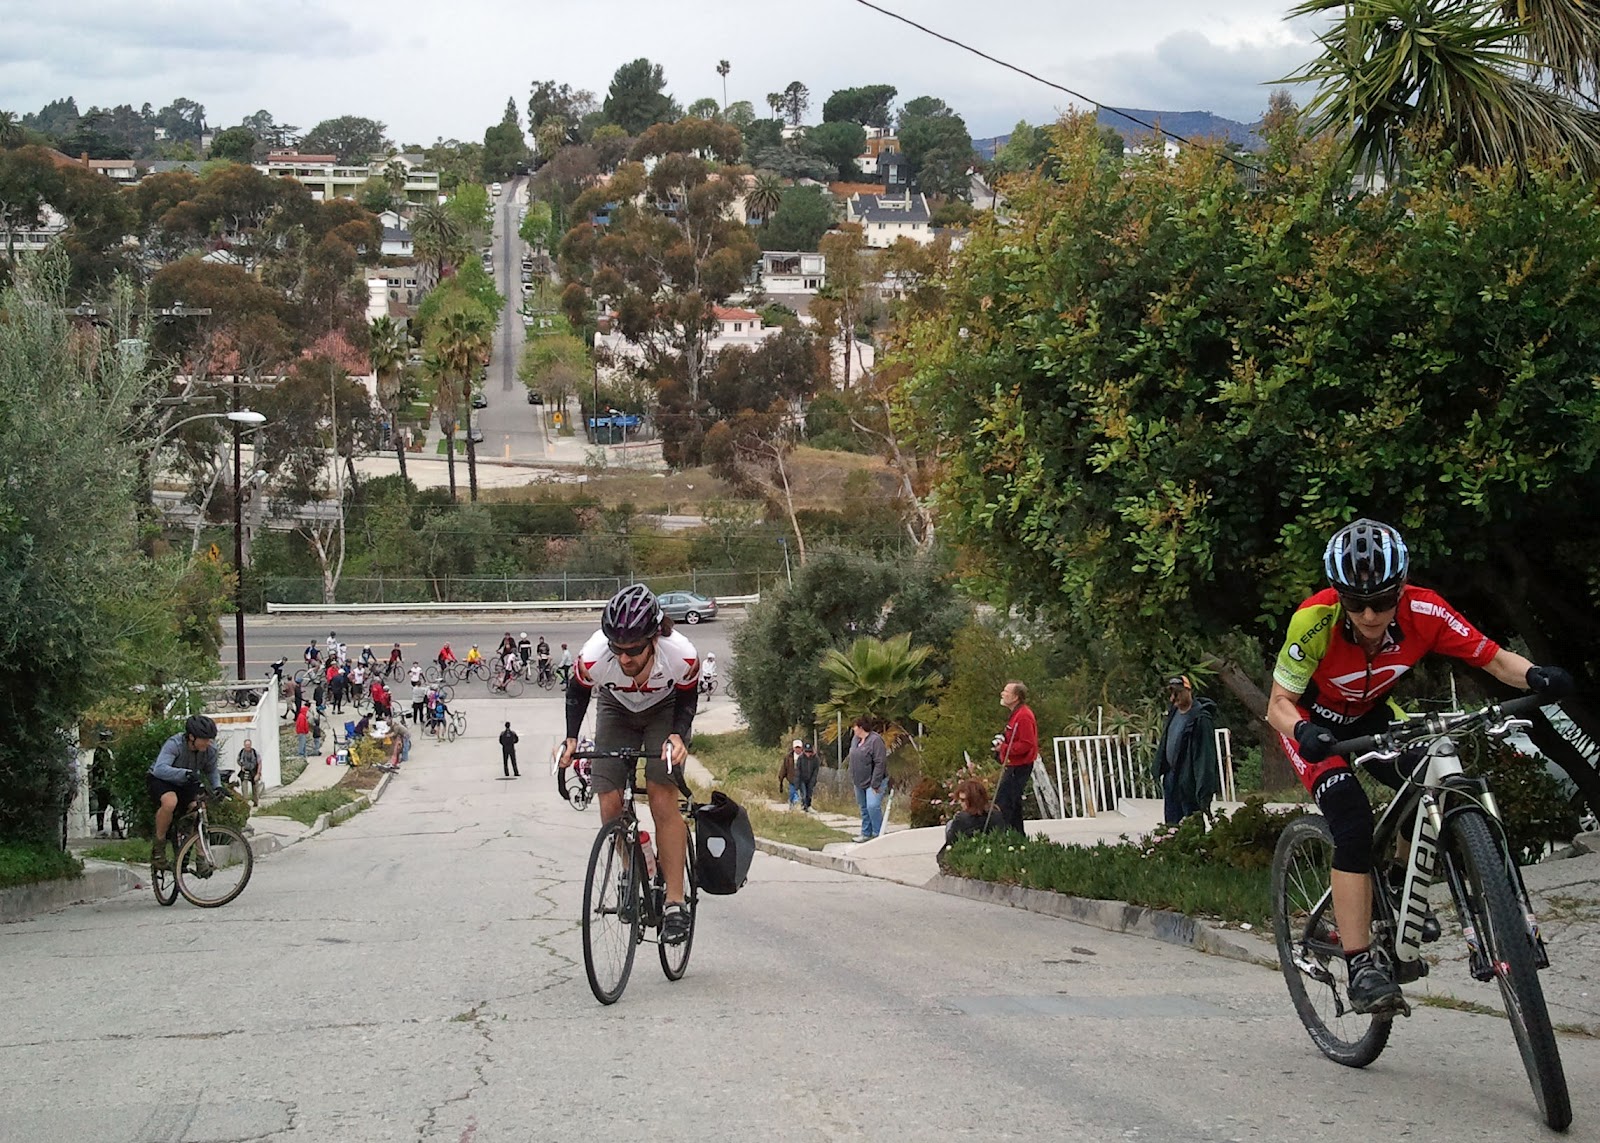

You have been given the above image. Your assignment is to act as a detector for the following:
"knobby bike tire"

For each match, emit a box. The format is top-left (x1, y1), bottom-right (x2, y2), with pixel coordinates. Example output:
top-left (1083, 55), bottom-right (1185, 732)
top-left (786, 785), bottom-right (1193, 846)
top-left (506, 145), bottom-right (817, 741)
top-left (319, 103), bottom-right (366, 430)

top-left (1271, 814), bottom-right (1393, 1068)
top-left (582, 818), bottom-right (642, 1004)
top-left (1447, 809), bottom-right (1570, 1131)
top-left (175, 824), bottom-right (254, 908)
top-left (659, 833), bottom-right (698, 981)
top-left (151, 841), bottom-right (179, 907)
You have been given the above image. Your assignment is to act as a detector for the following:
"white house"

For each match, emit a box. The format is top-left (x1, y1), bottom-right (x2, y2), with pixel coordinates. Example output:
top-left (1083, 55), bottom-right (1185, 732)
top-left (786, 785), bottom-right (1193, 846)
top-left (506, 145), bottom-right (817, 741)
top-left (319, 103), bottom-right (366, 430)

top-left (759, 251), bottom-right (826, 295)
top-left (377, 210), bottom-right (414, 258)
top-left (845, 190), bottom-right (934, 248)
top-left (0, 204), bottom-right (68, 253)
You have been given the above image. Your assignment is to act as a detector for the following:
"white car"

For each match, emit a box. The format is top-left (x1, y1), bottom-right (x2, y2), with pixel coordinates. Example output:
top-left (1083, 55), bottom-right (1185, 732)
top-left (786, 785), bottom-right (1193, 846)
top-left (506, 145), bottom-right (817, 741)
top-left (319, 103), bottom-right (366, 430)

top-left (491, 182), bottom-right (502, 197)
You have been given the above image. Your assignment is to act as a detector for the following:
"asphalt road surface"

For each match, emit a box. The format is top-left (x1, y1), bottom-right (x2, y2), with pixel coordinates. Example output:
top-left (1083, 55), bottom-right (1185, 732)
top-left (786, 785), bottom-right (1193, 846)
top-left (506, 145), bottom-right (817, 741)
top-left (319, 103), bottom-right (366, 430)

top-left (476, 177), bottom-right (548, 462)
top-left (6, 682), bottom-right (1594, 1140)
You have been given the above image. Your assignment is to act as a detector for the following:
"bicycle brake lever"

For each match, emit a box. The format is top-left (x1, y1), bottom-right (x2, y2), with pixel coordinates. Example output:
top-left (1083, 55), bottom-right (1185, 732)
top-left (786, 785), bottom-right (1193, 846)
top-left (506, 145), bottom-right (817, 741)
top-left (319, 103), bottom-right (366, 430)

top-left (1486, 716), bottom-right (1534, 738)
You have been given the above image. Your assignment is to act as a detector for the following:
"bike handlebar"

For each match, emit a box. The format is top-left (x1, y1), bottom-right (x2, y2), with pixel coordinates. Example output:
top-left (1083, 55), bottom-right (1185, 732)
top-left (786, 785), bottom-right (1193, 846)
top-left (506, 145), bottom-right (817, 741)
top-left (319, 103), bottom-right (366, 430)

top-left (1328, 692), bottom-right (1552, 761)
top-left (567, 749), bottom-right (694, 798)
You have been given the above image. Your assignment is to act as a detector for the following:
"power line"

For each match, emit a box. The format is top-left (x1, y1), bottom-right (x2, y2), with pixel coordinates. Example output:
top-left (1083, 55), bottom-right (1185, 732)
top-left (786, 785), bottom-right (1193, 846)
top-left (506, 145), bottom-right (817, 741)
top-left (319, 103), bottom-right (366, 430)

top-left (850, 0), bottom-right (1265, 175)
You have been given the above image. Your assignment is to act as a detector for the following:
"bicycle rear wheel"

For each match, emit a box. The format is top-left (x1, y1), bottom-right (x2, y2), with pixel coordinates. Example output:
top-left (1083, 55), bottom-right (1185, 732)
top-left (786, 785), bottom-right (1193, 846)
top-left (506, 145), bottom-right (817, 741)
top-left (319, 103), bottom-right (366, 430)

top-left (583, 819), bottom-right (642, 1004)
top-left (1272, 814), bottom-right (1393, 1067)
top-left (659, 834), bottom-right (698, 981)
top-left (175, 824), bottom-right (254, 908)
top-left (501, 676), bottom-right (524, 697)
top-left (1446, 809), bottom-right (1570, 1130)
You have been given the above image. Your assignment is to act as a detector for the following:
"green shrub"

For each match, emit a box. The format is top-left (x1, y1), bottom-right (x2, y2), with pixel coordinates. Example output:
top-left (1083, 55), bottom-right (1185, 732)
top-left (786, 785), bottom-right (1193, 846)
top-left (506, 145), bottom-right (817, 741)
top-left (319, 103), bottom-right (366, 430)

top-left (0, 841), bottom-right (83, 888)
top-left (1466, 741), bottom-right (1581, 864)
top-left (107, 718), bottom-right (183, 839)
top-left (258, 788), bottom-right (355, 827)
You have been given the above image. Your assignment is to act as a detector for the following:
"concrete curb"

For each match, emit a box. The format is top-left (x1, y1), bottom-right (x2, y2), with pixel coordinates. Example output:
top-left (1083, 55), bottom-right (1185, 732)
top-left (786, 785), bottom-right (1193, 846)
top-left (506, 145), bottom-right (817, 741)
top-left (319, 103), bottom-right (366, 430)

top-left (1, 860), bottom-right (144, 924)
top-left (752, 832), bottom-right (1277, 969)
top-left (304, 771), bottom-right (392, 839)
top-left (924, 874), bottom-right (1279, 969)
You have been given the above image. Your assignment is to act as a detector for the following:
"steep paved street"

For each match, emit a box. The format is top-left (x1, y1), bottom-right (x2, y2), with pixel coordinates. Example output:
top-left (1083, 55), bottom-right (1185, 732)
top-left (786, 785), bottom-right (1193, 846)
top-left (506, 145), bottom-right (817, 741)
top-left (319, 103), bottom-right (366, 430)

top-left (5, 682), bottom-right (1596, 1140)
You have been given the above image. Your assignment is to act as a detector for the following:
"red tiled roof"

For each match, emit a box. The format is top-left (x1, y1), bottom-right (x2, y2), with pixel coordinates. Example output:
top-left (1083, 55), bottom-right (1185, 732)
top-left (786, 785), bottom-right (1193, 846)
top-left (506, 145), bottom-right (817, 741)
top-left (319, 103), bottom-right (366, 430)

top-left (713, 306), bottom-right (761, 321)
top-left (828, 181), bottom-right (886, 198)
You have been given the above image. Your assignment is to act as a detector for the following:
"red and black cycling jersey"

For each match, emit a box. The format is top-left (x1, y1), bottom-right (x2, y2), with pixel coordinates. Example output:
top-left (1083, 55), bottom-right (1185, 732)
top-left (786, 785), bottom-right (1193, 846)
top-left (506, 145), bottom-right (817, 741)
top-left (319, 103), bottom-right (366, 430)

top-left (1272, 586), bottom-right (1499, 727)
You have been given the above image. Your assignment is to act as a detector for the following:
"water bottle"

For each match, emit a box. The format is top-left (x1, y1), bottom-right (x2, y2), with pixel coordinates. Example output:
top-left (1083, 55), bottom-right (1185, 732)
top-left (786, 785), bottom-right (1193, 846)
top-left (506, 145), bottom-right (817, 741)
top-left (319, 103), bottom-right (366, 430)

top-left (639, 830), bottom-right (659, 881)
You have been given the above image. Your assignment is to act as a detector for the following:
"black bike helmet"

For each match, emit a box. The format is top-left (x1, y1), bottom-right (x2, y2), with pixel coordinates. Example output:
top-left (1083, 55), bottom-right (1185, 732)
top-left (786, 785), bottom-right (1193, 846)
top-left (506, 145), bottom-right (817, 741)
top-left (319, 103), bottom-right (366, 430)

top-left (601, 584), bottom-right (664, 644)
top-left (185, 714), bottom-right (218, 741)
top-left (1323, 518), bottom-right (1409, 595)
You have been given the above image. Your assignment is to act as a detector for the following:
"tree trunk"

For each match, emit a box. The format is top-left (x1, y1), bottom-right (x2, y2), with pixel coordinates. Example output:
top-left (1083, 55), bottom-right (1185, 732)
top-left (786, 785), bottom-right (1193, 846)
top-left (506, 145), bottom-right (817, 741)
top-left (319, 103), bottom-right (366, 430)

top-left (394, 429), bottom-right (409, 482)
top-left (1202, 653), bottom-right (1296, 791)
top-left (445, 429), bottom-right (458, 502)
top-left (466, 432), bottom-right (480, 502)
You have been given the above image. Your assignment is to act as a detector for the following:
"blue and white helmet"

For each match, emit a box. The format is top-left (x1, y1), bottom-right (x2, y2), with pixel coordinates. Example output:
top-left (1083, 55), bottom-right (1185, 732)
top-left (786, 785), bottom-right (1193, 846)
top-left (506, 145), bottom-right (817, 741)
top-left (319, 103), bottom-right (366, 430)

top-left (1323, 518), bottom-right (1408, 595)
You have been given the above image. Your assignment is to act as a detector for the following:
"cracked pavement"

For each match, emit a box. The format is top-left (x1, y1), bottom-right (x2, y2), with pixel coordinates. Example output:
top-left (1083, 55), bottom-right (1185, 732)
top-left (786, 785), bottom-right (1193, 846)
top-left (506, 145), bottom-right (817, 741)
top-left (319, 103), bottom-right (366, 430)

top-left (5, 694), bottom-right (1599, 1141)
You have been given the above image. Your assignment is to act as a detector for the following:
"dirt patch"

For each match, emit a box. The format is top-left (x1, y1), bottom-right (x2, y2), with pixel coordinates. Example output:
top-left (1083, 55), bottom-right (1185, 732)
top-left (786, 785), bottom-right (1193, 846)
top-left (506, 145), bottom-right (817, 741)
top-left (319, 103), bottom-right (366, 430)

top-left (338, 767), bottom-right (383, 792)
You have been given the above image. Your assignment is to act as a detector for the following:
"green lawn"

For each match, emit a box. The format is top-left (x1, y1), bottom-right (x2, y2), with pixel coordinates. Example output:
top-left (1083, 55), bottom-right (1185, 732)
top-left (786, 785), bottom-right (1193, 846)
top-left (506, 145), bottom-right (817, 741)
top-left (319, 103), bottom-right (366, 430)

top-left (82, 839), bottom-right (151, 866)
top-left (0, 842), bottom-right (84, 888)
top-left (693, 731), bottom-right (853, 850)
top-left (256, 788), bottom-right (357, 827)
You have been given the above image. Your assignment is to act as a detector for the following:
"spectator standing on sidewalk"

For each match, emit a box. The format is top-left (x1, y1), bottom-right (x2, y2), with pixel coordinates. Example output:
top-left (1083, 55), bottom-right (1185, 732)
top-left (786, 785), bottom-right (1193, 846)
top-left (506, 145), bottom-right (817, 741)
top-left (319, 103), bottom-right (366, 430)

top-left (848, 717), bottom-right (889, 842)
top-left (1153, 675), bottom-right (1220, 825)
top-left (796, 741), bottom-right (820, 812)
top-left (409, 676), bottom-right (425, 725)
top-left (295, 703), bottom-right (311, 757)
top-left (329, 666), bottom-right (347, 714)
top-left (994, 680), bottom-right (1038, 836)
top-left (499, 722), bottom-right (520, 777)
top-left (236, 739), bottom-right (262, 806)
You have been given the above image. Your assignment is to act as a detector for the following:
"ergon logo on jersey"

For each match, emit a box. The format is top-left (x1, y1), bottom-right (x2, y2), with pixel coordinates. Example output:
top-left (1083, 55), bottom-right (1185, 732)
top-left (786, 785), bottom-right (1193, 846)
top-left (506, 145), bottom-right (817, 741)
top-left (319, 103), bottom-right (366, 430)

top-left (1409, 598), bottom-right (1471, 639)
top-left (1296, 610), bottom-right (1335, 649)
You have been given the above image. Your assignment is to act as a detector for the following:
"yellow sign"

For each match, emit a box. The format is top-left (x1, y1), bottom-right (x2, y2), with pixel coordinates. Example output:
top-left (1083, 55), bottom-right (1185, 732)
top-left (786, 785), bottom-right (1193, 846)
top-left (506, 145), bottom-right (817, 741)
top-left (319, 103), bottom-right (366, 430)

top-left (552, 412), bottom-right (563, 427)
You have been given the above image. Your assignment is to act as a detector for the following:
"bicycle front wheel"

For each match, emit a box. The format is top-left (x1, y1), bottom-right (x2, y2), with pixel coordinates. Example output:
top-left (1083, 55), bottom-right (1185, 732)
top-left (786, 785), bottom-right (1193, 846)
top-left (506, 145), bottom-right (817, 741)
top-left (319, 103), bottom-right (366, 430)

top-left (659, 834), bottom-right (698, 981)
top-left (1272, 814), bottom-right (1392, 1068)
top-left (1446, 809), bottom-right (1570, 1130)
top-left (175, 824), bottom-right (254, 908)
top-left (501, 676), bottom-right (524, 698)
top-left (583, 819), bottom-right (642, 1004)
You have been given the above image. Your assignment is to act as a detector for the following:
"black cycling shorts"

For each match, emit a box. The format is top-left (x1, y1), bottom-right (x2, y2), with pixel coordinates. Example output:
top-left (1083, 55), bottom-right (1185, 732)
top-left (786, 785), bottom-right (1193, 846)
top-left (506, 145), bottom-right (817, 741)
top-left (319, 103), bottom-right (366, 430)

top-left (589, 692), bottom-right (677, 794)
top-left (146, 773), bottom-right (195, 805)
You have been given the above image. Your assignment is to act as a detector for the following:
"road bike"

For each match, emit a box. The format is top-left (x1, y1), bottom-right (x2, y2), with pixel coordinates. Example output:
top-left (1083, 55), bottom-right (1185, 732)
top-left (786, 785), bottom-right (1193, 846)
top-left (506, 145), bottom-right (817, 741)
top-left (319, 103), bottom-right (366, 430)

top-left (575, 749), bottom-right (699, 1005)
top-left (458, 660), bottom-right (491, 685)
top-left (1271, 693), bottom-right (1570, 1131)
top-left (555, 751), bottom-right (594, 811)
top-left (698, 675), bottom-right (716, 699)
top-left (489, 669), bottom-right (525, 698)
top-left (150, 788), bottom-right (255, 909)
top-left (534, 661), bottom-right (556, 690)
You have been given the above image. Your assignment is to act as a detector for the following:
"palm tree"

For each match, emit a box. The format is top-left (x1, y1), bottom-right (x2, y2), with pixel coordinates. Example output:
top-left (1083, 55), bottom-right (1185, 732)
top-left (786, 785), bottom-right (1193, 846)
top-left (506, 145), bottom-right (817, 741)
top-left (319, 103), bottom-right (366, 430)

top-left (0, 110), bottom-right (22, 149)
top-left (384, 159), bottom-right (409, 198)
top-left (423, 351), bottom-right (460, 502)
top-left (1288, 0), bottom-right (1600, 179)
top-left (746, 172), bottom-right (785, 225)
top-left (411, 202), bottom-right (463, 288)
top-left (369, 315), bottom-right (410, 481)
top-left (433, 307), bottom-right (492, 502)
top-left (813, 634), bottom-right (942, 753)
top-left (766, 92), bottom-right (786, 119)
top-left (717, 60), bottom-right (731, 113)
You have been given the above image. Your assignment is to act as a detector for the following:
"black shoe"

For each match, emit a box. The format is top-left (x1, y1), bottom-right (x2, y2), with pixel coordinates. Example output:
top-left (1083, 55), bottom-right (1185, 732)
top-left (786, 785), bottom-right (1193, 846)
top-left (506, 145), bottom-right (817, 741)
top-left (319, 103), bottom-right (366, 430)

top-left (1347, 961), bottom-right (1405, 1015)
top-left (662, 902), bottom-right (691, 945)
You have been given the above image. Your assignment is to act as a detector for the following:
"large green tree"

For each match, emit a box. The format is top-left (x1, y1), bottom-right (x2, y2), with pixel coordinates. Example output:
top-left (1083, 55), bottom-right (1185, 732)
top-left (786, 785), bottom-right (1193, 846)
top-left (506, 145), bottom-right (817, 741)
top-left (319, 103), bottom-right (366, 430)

top-left (898, 97), bottom-right (974, 199)
top-left (602, 58), bottom-right (678, 135)
top-left (898, 116), bottom-right (1600, 804)
top-left (803, 121), bottom-right (866, 181)
top-left (761, 185), bottom-right (834, 251)
top-left (823, 85), bottom-right (898, 128)
top-left (482, 97), bottom-right (529, 181)
top-left (300, 115), bottom-right (390, 162)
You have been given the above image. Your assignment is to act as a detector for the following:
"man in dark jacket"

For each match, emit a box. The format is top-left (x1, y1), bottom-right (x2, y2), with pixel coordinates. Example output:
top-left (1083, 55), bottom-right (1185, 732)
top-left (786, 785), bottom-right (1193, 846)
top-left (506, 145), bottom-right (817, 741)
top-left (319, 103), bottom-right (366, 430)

top-left (795, 742), bottom-right (820, 812)
top-left (499, 722), bottom-right (520, 778)
top-left (1153, 675), bottom-right (1221, 824)
top-left (847, 717), bottom-right (889, 841)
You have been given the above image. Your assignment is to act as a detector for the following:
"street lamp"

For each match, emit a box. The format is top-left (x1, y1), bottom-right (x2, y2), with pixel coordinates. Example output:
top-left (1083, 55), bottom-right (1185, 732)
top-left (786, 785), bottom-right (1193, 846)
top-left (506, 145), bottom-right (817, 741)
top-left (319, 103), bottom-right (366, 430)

top-left (228, 410), bottom-right (267, 683)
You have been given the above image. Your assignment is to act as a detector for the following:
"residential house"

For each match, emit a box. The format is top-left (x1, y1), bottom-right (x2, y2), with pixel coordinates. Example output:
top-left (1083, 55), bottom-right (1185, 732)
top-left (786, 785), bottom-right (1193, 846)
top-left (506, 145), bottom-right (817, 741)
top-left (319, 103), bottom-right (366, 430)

top-left (759, 251), bottom-right (826, 295)
top-left (369, 265), bottom-right (427, 317)
top-left (845, 190), bottom-right (934, 248)
top-left (0, 204), bottom-right (69, 254)
top-left (856, 127), bottom-right (898, 177)
top-left (253, 150), bottom-right (441, 204)
top-left (377, 210), bottom-right (413, 258)
top-left (593, 305), bottom-right (779, 385)
top-left (879, 151), bottom-right (912, 192)
top-left (82, 158), bottom-right (142, 186)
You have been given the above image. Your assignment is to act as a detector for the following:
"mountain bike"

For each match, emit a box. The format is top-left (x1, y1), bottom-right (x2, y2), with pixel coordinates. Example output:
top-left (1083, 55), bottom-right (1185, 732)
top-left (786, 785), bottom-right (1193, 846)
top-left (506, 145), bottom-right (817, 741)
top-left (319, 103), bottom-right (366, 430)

top-left (575, 749), bottom-right (699, 1005)
top-left (1271, 693), bottom-right (1570, 1131)
top-left (150, 788), bottom-right (255, 909)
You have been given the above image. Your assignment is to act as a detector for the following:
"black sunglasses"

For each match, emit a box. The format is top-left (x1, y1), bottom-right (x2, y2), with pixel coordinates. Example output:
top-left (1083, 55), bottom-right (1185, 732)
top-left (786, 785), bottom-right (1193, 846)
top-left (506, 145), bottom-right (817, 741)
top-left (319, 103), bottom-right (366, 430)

top-left (1338, 587), bottom-right (1402, 614)
top-left (608, 640), bottom-right (651, 658)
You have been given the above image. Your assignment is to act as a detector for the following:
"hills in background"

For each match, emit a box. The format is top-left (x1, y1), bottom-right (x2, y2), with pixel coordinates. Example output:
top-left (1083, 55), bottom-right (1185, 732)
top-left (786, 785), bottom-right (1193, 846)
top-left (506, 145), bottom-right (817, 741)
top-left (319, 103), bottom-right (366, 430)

top-left (974, 107), bottom-right (1263, 159)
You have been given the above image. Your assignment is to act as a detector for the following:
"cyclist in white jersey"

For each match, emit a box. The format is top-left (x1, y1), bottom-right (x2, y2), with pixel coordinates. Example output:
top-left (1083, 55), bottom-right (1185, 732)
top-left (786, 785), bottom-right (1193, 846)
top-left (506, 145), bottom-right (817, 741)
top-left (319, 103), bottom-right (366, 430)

top-left (561, 583), bottom-right (700, 944)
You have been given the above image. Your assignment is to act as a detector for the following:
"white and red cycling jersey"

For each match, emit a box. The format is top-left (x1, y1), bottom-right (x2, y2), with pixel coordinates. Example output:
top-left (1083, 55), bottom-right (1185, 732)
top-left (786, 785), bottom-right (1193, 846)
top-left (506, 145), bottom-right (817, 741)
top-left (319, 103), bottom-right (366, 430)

top-left (573, 629), bottom-right (700, 711)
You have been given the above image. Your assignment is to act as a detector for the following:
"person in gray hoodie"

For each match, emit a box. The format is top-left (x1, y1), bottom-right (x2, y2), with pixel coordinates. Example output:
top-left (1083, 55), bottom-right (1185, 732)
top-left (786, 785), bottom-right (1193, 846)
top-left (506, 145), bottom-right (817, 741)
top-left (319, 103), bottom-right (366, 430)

top-left (847, 716), bottom-right (888, 841)
top-left (146, 714), bottom-right (223, 869)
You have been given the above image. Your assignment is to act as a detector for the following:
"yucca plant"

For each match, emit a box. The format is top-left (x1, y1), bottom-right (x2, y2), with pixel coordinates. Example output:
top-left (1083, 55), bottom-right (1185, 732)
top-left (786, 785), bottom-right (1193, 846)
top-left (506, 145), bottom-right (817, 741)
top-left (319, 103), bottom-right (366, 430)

top-left (813, 633), bottom-right (941, 752)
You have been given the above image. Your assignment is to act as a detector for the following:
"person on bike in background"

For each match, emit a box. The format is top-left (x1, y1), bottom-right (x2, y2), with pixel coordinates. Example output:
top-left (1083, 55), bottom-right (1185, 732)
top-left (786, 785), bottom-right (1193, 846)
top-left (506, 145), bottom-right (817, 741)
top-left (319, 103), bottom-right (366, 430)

top-left (497, 631), bottom-right (518, 664)
top-left (386, 642), bottom-right (404, 678)
top-left (147, 715), bottom-right (224, 870)
top-left (557, 642), bottom-right (573, 686)
top-left (465, 643), bottom-right (483, 670)
top-left (560, 584), bottom-right (701, 944)
top-left (701, 652), bottom-right (717, 686)
top-left (436, 643), bottom-right (457, 673)
top-left (535, 634), bottom-right (552, 684)
top-left (518, 631), bottom-right (534, 670)
top-left (325, 631), bottom-right (339, 661)
top-left (359, 644), bottom-right (376, 668)
top-left (1266, 518), bottom-right (1574, 1015)
top-left (304, 640), bottom-right (320, 667)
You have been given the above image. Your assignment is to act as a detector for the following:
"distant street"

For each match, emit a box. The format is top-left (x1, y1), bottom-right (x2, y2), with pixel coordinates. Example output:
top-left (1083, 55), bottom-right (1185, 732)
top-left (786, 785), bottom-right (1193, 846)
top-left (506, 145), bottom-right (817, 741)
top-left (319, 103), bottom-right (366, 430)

top-left (475, 177), bottom-right (549, 462)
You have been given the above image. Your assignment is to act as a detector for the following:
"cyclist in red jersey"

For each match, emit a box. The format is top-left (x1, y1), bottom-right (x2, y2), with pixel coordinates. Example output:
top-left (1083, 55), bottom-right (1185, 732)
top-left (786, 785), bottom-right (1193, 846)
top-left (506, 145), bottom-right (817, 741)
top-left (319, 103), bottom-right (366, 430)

top-left (1266, 518), bottom-right (1573, 1014)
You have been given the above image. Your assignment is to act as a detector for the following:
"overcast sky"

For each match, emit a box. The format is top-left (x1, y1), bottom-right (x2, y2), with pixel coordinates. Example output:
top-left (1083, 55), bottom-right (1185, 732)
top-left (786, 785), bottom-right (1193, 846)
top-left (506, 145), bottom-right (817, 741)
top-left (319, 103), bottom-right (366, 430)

top-left (0, 0), bottom-right (1324, 144)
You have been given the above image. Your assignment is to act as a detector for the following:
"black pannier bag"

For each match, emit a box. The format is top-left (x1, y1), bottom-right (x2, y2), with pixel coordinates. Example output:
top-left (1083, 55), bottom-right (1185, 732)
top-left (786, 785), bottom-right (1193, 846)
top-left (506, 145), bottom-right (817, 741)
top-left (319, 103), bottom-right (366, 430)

top-left (694, 790), bottom-right (755, 895)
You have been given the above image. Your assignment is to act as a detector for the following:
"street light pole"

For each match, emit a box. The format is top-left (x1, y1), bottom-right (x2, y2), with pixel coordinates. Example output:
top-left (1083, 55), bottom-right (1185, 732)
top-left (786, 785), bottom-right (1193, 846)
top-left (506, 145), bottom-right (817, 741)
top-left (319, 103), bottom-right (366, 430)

top-left (234, 415), bottom-right (246, 683)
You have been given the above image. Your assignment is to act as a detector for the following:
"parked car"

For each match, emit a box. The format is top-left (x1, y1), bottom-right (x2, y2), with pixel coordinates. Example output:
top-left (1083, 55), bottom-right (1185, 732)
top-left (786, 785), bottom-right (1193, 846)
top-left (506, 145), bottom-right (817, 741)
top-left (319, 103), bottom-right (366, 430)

top-left (657, 591), bottom-right (717, 625)
top-left (491, 182), bottom-right (502, 197)
top-left (527, 391), bottom-right (544, 405)
top-left (468, 426), bottom-right (485, 443)
top-left (522, 282), bottom-right (534, 294)
top-left (471, 391), bottom-right (487, 409)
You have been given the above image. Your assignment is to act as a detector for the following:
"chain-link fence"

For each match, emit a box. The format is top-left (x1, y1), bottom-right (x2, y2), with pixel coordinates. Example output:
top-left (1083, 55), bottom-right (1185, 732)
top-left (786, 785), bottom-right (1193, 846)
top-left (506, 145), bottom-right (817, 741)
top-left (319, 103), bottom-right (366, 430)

top-left (261, 568), bottom-right (784, 607)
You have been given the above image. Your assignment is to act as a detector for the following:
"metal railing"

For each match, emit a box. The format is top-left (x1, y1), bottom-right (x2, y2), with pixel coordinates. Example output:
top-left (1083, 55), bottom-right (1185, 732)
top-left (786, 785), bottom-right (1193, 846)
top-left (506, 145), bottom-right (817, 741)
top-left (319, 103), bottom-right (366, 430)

top-left (1044, 729), bottom-right (1234, 818)
top-left (260, 568), bottom-right (784, 607)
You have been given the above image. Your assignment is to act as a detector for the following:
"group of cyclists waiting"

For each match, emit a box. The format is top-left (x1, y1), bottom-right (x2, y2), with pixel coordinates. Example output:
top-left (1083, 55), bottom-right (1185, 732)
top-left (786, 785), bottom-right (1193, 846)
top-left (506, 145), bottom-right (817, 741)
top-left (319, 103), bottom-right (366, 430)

top-left (435, 631), bottom-right (569, 690)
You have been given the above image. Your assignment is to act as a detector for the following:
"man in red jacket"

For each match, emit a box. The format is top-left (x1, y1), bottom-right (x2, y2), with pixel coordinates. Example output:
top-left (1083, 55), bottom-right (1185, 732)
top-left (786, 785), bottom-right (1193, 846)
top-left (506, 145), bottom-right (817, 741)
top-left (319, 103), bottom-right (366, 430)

top-left (994, 680), bottom-right (1038, 834)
